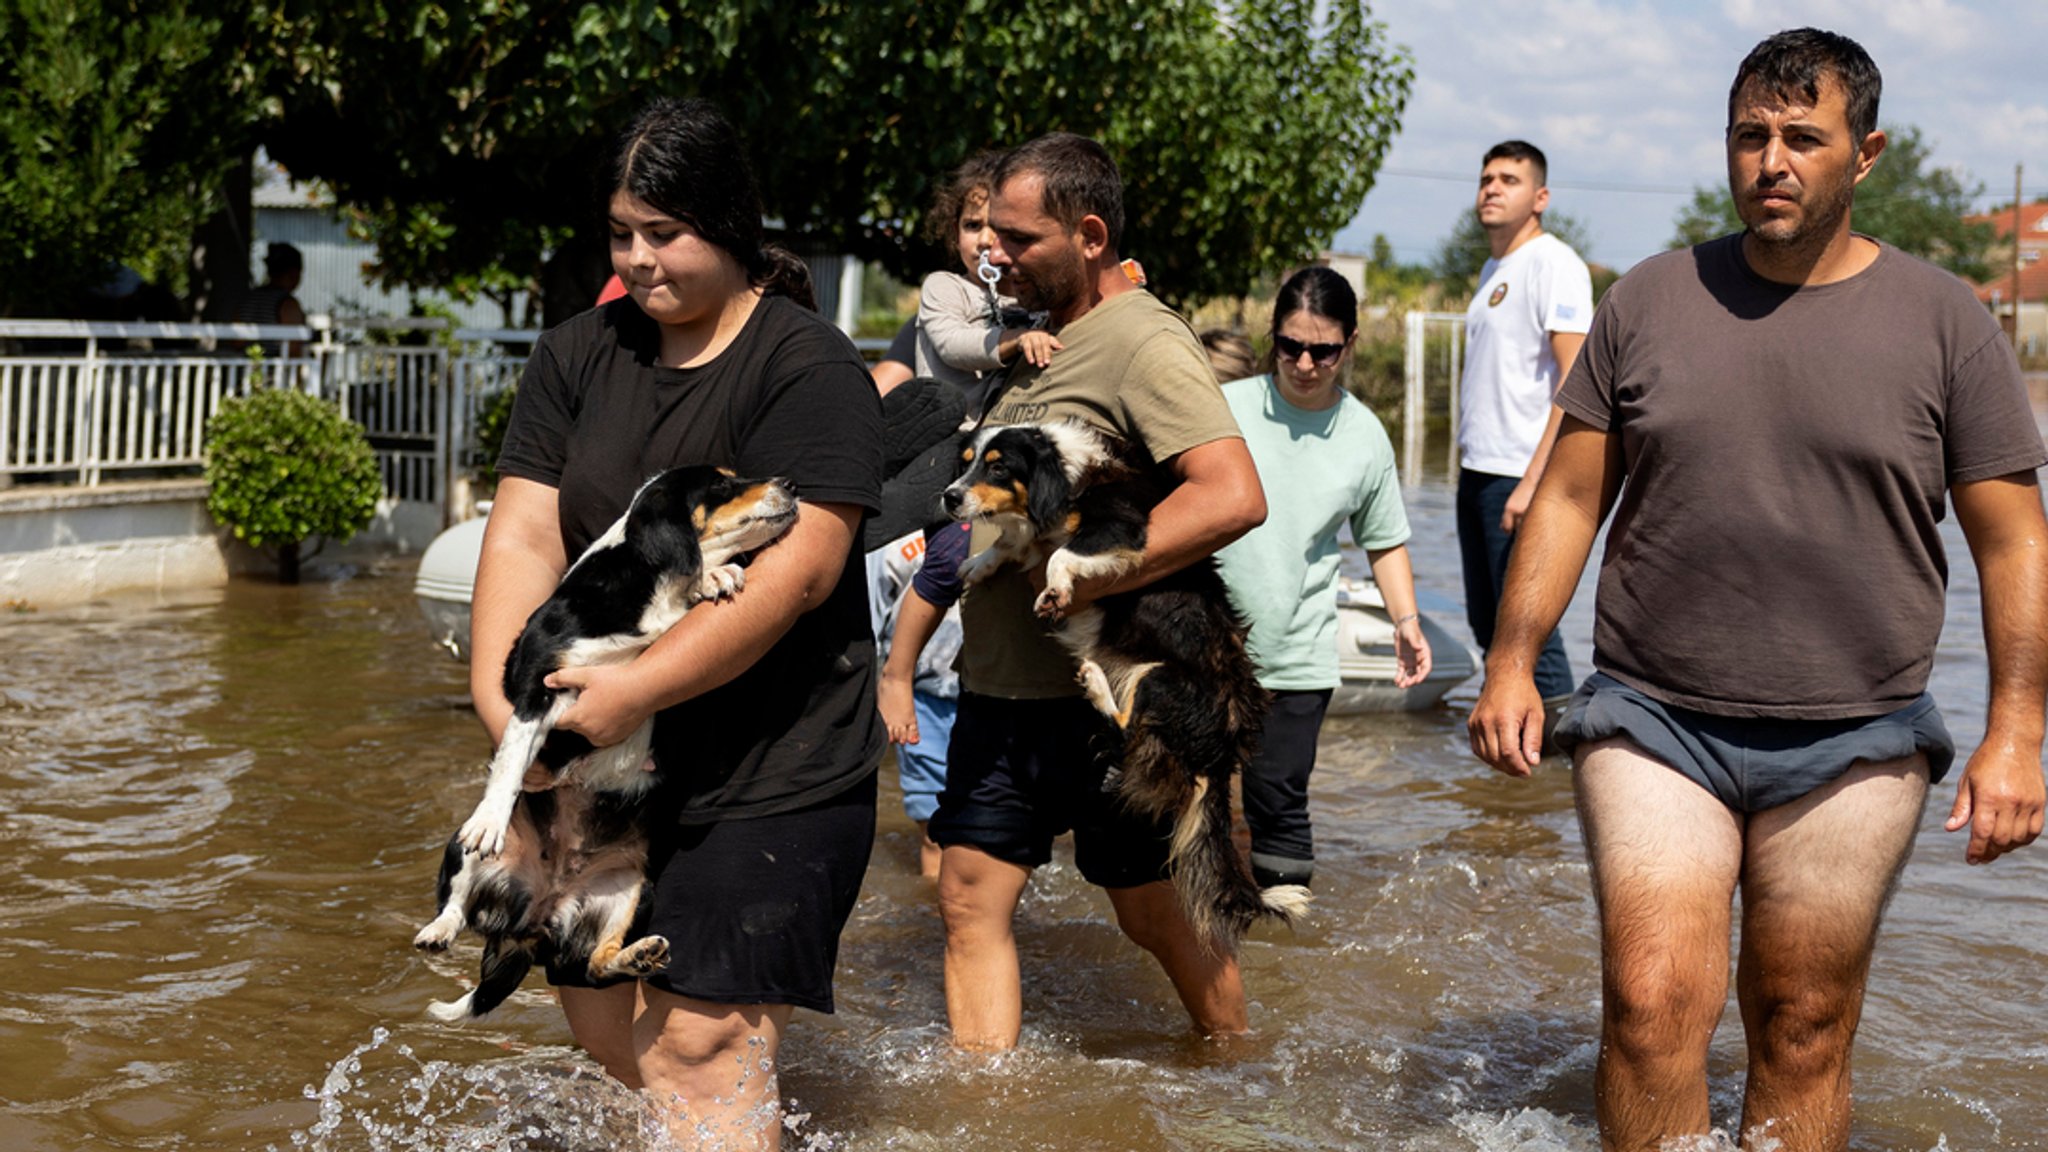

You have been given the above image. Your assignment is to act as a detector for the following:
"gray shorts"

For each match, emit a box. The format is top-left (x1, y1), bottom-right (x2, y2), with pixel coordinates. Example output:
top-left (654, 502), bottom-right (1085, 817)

top-left (1553, 673), bottom-right (1955, 814)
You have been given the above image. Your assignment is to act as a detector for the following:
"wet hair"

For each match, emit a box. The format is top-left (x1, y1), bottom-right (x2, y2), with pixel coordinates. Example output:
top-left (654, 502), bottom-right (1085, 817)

top-left (1728, 28), bottom-right (1881, 146)
top-left (923, 152), bottom-right (1007, 247)
top-left (1481, 140), bottom-right (1548, 187)
top-left (991, 133), bottom-right (1125, 251)
top-left (1199, 329), bottom-right (1256, 383)
top-left (264, 242), bottom-right (303, 276)
top-left (607, 97), bottom-right (815, 309)
top-left (1259, 266), bottom-right (1359, 374)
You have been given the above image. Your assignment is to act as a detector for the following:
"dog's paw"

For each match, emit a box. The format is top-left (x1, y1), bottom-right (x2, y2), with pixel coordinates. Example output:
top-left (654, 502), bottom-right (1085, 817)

top-left (1034, 583), bottom-right (1074, 619)
top-left (692, 562), bottom-right (746, 603)
top-left (456, 805), bottom-right (511, 858)
top-left (958, 550), bottom-right (1001, 586)
top-left (1077, 660), bottom-right (1115, 713)
top-left (1099, 765), bottom-right (1124, 794)
top-left (618, 935), bottom-right (670, 976)
top-left (413, 913), bottom-right (462, 951)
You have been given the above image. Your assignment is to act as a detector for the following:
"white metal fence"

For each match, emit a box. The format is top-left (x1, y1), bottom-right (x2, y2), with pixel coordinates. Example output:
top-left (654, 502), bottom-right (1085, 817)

top-left (0, 319), bottom-right (538, 519)
top-left (1402, 311), bottom-right (1466, 488)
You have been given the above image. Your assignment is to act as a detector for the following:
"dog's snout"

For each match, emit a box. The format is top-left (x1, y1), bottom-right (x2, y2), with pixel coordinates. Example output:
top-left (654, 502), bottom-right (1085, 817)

top-left (940, 485), bottom-right (964, 518)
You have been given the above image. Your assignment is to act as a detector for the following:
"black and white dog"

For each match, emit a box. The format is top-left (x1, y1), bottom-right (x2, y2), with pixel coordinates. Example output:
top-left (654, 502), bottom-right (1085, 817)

top-left (941, 420), bottom-right (1310, 949)
top-left (413, 465), bottom-right (798, 1020)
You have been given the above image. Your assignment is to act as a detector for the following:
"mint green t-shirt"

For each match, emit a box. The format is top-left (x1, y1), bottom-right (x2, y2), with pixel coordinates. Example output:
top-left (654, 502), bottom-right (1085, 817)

top-left (1214, 375), bottom-right (1410, 691)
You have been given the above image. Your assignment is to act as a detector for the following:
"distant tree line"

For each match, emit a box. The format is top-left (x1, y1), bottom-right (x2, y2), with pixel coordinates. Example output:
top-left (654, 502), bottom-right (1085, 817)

top-left (0, 0), bottom-right (1414, 323)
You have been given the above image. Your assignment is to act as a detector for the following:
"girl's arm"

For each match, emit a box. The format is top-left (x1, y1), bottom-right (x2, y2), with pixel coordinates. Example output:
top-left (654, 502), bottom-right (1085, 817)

top-left (1365, 543), bottom-right (1433, 688)
top-left (468, 477), bottom-right (569, 745)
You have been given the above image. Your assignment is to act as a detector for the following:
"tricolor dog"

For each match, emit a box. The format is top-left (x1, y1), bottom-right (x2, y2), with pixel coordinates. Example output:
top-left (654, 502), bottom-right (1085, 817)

top-left (413, 465), bottom-right (798, 1019)
top-left (941, 420), bottom-right (1310, 948)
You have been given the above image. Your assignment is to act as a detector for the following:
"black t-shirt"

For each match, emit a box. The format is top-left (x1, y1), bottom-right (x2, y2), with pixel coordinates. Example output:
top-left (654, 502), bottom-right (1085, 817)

top-left (497, 294), bottom-right (886, 820)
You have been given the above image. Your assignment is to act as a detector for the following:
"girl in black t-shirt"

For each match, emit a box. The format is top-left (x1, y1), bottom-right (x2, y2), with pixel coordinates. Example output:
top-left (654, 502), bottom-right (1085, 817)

top-left (472, 97), bottom-right (882, 1148)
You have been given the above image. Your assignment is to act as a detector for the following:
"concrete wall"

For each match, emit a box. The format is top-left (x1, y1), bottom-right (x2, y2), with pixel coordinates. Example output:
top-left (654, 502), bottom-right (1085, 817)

top-left (0, 480), bottom-right (447, 610)
top-left (0, 481), bottom-right (228, 609)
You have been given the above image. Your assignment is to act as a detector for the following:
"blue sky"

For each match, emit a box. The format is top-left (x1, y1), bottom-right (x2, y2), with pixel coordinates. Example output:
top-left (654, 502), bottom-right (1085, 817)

top-left (1332, 0), bottom-right (2048, 272)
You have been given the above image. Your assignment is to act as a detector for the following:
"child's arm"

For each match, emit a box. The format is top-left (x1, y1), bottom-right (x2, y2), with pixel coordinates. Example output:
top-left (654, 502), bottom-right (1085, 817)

top-left (878, 587), bottom-right (948, 744)
top-left (919, 272), bottom-right (1007, 373)
top-left (998, 327), bottom-right (1062, 368)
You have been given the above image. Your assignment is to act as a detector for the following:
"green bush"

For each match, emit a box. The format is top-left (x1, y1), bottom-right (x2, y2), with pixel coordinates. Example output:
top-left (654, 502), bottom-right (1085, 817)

top-left (204, 387), bottom-right (383, 582)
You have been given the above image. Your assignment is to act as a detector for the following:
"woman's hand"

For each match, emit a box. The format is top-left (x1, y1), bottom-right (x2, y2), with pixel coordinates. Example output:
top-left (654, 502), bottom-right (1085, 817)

top-left (1393, 616), bottom-right (1434, 688)
top-left (544, 663), bottom-right (661, 750)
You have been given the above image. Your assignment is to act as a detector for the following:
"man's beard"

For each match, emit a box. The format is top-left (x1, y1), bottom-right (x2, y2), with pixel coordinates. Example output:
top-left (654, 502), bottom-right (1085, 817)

top-left (1741, 166), bottom-right (1857, 256)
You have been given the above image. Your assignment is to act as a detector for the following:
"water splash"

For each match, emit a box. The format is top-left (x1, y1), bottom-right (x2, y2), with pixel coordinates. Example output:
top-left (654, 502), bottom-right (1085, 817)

top-left (279, 1027), bottom-right (671, 1151)
top-left (278, 1028), bottom-right (846, 1152)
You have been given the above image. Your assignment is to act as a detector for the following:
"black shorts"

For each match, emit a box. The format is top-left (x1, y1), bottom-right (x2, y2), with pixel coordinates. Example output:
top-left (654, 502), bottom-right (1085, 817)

top-left (1554, 672), bottom-right (1955, 814)
top-left (546, 771), bottom-right (877, 1014)
top-left (927, 692), bottom-right (1175, 889)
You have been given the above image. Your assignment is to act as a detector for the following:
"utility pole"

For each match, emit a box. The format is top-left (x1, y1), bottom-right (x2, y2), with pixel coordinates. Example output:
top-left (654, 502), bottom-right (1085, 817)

top-left (2013, 163), bottom-right (2024, 351)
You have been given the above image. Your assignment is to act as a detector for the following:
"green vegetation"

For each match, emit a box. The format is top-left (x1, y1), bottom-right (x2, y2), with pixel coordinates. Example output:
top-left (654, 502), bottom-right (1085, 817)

top-left (204, 372), bottom-right (383, 584)
top-left (2, 0), bottom-right (1413, 320)
top-left (0, 0), bottom-right (270, 314)
top-left (1668, 124), bottom-right (1996, 278)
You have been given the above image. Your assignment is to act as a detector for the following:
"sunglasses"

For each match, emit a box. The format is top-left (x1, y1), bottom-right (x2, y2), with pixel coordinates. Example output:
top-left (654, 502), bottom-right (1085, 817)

top-left (1273, 334), bottom-right (1347, 366)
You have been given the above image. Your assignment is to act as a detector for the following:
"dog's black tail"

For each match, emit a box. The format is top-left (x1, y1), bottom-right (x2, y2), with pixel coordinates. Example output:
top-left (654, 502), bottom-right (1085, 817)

top-left (427, 936), bottom-right (536, 1022)
top-left (1169, 771), bottom-right (1312, 951)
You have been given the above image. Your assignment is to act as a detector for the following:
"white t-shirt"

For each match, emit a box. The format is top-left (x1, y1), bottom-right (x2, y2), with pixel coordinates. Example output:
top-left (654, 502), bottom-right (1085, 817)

top-left (1456, 231), bottom-right (1594, 477)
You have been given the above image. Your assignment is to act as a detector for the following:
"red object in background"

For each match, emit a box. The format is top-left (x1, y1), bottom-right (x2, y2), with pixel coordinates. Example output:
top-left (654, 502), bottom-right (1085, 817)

top-left (596, 275), bottom-right (628, 305)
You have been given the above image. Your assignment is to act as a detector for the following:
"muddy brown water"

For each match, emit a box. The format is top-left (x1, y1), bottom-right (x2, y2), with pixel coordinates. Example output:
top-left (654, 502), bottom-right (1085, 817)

top-left (1, 478), bottom-right (2043, 1151)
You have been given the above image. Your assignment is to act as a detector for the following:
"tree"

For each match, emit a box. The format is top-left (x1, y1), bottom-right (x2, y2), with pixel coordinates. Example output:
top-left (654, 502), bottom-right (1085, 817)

top-left (0, 0), bottom-right (274, 317)
top-left (1666, 124), bottom-right (1995, 278)
top-left (1433, 209), bottom-right (1597, 301)
top-left (264, 0), bottom-right (1413, 318)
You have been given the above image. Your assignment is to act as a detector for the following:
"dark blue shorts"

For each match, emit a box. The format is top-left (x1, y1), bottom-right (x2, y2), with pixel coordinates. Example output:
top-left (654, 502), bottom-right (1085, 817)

top-left (1553, 672), bottom-right (1954, 814)
top-left (928, 692), bottom-right (1175, 889)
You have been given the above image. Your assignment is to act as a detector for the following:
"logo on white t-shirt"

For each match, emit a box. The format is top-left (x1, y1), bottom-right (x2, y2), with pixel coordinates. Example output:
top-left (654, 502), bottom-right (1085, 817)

top-left (1488, 282), bottom-right (1509, 307)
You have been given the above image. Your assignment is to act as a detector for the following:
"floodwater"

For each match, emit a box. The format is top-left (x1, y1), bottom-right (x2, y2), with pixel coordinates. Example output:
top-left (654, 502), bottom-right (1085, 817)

top-left (3, 472), bottom-right (2045, 1152)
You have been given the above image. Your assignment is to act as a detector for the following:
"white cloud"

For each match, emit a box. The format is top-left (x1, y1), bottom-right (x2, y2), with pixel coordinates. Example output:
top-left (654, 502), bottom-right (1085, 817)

top-left (1337, 0), bottom-right (2048, 270)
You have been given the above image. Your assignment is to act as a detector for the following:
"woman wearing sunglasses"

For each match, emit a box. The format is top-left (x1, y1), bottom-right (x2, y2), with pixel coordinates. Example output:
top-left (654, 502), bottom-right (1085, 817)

top-left (1212, 265), bottom-right (1432, 892)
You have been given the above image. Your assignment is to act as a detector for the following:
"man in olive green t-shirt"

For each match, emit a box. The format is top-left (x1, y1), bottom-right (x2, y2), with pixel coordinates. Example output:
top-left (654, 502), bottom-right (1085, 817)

top-left (926, 133), bottom-right (1269, 1051)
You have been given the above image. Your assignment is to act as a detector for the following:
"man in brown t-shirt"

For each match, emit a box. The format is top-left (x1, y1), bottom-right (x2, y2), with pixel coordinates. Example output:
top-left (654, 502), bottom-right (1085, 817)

top-left (927, 133), bottom-right (1269, 1052)
top-left (1469, 29), bottom-right (2048, 1151)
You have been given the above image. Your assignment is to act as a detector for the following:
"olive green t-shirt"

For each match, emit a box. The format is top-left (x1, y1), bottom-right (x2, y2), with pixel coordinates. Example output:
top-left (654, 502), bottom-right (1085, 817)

top-left (957, 288), bottom-right (1244, 698)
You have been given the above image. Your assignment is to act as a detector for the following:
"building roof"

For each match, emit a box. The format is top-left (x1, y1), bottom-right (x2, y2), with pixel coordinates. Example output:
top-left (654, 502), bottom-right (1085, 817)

top-left (1964, 201), bottom-right (2048, 305)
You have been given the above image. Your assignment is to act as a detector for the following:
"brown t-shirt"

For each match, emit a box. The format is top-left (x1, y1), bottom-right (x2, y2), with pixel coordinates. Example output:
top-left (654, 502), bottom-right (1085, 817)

top-left (1555, 235), bottom-right (2045, 719)
top-left (957, 288), bottom-right (1243, 698)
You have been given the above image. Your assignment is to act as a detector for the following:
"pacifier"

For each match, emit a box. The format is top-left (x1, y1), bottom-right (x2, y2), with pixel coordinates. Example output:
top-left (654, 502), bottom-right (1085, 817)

top-left (976, 249), bottom-right (1002, 288)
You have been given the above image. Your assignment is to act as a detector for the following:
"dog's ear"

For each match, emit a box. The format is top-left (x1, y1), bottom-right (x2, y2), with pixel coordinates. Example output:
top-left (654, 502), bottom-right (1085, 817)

top-left (1026, 452), bottom-right (1072, 529)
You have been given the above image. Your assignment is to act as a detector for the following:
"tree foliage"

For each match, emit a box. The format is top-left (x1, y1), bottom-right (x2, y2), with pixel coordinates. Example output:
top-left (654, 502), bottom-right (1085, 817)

top-left (1432, 209), bottom-right (1598, 301)
top-left (263, 0), bottom-right (1413, 315)
top-left (1667, 124), bottom-right (1996, 278)
top-left (0, 0), bottom-right (273, 316)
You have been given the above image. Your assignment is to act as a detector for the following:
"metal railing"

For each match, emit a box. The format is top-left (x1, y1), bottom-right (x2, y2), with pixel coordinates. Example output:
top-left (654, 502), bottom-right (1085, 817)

top-left (2, 318), bottom-right (898, 516)
top-left (0, 318), bottom-right (537, 517)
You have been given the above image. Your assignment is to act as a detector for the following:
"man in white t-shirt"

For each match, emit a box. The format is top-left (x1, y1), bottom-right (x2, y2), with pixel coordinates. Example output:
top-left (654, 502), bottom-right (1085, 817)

top-left (1455, 139), bottom-right (1593, 704)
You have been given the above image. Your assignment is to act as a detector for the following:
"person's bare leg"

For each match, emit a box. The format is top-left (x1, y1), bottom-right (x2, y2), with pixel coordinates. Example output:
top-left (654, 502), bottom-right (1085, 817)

top-left (1736, 756), bottom-right (1928, 1152)
top-left (634, 987), bottom-right (792, 1151)
top-left (559, 982), bottom-right (643, 1089)
top-left (937, 844), bottom-right (1032, 1050)
top-left (916, 820), bottom-right (943, 881)
top-left (1574, 737), bottom-right (1744, 1151)
top-left (1104, 880), bottom-right (1248, 1036)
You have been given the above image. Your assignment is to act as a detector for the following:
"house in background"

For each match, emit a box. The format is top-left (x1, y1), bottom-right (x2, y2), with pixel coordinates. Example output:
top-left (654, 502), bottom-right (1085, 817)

top-left (1965, 201), bottom-right (2047, 355)
top-left (252, 169), bottom-right (529, 330)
